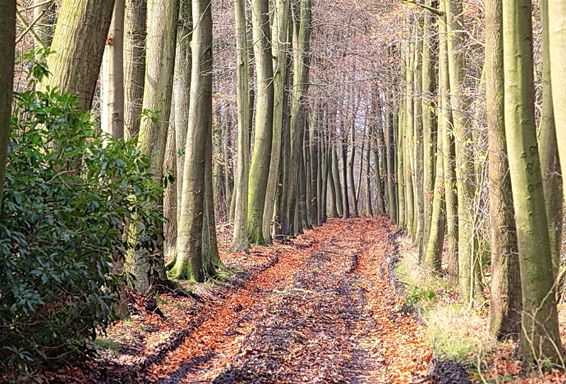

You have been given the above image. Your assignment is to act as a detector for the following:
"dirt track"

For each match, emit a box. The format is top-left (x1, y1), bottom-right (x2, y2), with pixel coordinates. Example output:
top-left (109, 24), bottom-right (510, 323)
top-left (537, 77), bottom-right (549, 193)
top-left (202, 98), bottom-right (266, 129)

top-left (148, 218), bottom-right (431, 384)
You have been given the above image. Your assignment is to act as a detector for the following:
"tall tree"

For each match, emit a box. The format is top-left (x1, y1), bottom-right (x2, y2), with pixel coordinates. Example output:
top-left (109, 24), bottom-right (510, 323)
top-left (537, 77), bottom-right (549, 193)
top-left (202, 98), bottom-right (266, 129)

top-left (123, 0), bottom-right (146, 140)
top-left (485, 0), bottom-right (521, 340)
top-left (231, 0), bottom-right (251, 252)
top-left (172, 0), bottom-right (218, 281)
top-left (0, 0), bottom-right (16, 211)
top-left (101, 0), bottom-right (125, 137)
top-left (502, 0), bottom-right (564, 365)
top-left (129, 0), bottom-right (178, 292)
top-left (286, 0), bottom-right (312, 234)
top-left (263, 0), bottom-right (290, 241)
top-left (542, 0), bottom-right (564, 271)
top-left (247, 0), bottom-right (274, 243)
top-left (445, 0), bottom-right (479, 303)
top-left (44, 0), bottom-right (115, 112)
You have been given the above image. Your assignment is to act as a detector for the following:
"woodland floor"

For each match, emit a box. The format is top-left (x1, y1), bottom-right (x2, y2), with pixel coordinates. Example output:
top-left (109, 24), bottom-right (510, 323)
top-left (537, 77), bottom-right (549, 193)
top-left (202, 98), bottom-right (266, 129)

top-left (36, 217), bottom-right (432, 384)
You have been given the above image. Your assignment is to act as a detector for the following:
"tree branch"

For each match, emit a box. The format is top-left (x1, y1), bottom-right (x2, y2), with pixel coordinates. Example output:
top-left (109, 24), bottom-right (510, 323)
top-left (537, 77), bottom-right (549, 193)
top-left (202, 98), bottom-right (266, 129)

top-left (403, 0), bottom-right (445, 17)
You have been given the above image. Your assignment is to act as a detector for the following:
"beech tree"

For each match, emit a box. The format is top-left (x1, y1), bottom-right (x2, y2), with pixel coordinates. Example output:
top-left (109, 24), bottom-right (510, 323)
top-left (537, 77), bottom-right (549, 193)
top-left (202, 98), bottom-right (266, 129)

top-left (44, 0), bottom-right (115, 111)
top-left (172, 0), bottom-right (221, 281)
top-left (502, 0), bottom-right (564, 364)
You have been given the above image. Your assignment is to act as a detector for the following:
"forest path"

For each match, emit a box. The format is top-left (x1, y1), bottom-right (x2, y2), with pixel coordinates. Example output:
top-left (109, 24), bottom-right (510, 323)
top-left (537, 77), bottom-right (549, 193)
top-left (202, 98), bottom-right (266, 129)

top-left (149, 218), bottom-right (431, 384)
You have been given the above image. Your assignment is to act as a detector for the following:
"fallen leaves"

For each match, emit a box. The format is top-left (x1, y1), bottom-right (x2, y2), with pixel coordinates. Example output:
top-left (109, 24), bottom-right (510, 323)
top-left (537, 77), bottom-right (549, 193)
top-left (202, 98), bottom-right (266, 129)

top-left (29, 218), bottom-right (435, 383)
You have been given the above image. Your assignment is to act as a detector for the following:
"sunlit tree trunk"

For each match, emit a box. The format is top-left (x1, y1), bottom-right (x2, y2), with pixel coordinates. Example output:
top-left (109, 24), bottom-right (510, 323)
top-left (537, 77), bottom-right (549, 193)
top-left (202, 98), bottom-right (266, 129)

top-left (247, 0), bottom-right (274, 243)
top-left (172, 0), bottom-right (214, 281)
top-left (445, 0), bottom-right (479, 303)
top-left (422, 0), bottom-right (437, 243)
top-left (263, 0), bottom-right (290, 241)
top-left (45, 0), bottom-right (115, 112)
top-left (232, 0), bottom-right (251, 251)
top-left (548, 1), bottom-right (566, 190)
top-left (101, 0), bottom-right (125, 138)
top-left (423, 116), bottom-right (445, 272)
top-left (174, 0), bottom-right (192, 216)
top-left (128, 0), bottom-right (177, 293)
top-left (502, 0), bottom-right (564, 365)
top-left (439, 0), bottom-right (458, 283)
top-left (123, 0), bottom-right (146, 140)
top-left (541, 0), bottom-right (563, 272)
top-left (485, 0), bottom-right (521, 339)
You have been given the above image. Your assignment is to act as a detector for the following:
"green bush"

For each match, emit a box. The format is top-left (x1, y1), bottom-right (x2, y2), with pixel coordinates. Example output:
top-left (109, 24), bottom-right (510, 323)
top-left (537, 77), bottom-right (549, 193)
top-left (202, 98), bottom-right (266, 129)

top-left (0, 70), bottom-right (162, 371)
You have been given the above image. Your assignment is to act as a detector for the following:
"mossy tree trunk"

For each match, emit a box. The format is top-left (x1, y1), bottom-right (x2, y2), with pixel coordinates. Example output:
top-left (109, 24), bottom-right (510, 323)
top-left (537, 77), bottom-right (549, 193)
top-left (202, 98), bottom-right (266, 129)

top-left (263, 0), bottom-right (290, 241)
top-left (172, 0), bottom-right (215, 282)
top-left (438, 0), bottom-right (458, 284)
top-left (232, 0), bottom-right (251, 252)
top-left (445, 0), bottom-right (480, 303)
top-left (541, 0), bottom-right (563, 272)
top-left (548, 1), bottom-right (566, 190)
top-left (286, 0), bottom-right (312, 235)
top-left (502, 0), bottom-right (564, 365)
top-left (485, 0), bottom-right (521, 340)
top-left (247, 0), bottom-right (274, 243)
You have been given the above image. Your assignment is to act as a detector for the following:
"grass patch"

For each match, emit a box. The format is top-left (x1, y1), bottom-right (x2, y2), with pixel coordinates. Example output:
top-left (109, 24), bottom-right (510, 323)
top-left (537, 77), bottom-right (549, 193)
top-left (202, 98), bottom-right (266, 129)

top-left (394, 237), bottom-right (494, 364)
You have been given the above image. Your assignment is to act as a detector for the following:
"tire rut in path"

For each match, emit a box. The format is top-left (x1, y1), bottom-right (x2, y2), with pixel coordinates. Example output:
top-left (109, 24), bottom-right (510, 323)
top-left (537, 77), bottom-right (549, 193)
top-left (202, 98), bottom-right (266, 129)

top-left (151, 218), bottom-right (430, 384)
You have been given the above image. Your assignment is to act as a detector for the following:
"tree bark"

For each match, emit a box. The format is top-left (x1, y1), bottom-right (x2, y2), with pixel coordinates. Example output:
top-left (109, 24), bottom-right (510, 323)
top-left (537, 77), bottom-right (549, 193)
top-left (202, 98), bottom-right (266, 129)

top-left (263, 0), bottom-right (290, 241)
top-left (0, 0), bottom-right (16, 211)
top-left (247, 0), bottom-right (274, 243)
top-left (123, 0), bottom-right (146, 140)
top-left (172, 0), bottom-right (214, 281)
top-left (485, 0), bottom-right (521, 340)
top-left (232, 0), bottom-right (251, 252)
top-left (502, 0), bottom-right (564, 365)
top-left (45, 0), bottom-right (115, 112)
top-left (101, 0), bottom-right (125, 138)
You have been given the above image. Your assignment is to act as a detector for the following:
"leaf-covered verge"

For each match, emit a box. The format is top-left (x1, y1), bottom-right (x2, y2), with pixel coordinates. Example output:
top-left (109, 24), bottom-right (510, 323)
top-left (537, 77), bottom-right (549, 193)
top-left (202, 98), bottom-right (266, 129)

top-left (395, 235), bottom-right (566, 383)
top-left (0, 53), bottom-right (163, 374)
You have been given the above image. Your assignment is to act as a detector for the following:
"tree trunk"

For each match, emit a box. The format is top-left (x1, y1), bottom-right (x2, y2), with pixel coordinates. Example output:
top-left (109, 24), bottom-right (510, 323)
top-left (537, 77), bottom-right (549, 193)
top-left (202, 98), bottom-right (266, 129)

top-left (548, 1), bottom-right (566, 191)
top-left (286, 0), bottom-right (312, 235)
top-left (101, 0), bottom-right (125, 138)
top-left (422, 0), bottom-right (437, 243)
top-left (172, 0), bottom-right (214, 281)
top-left (423, 116), bottom-right (445, 272)
top-left (445, 0), bottom-right (480, 303)
top-left (174, 0), bottom-right (192, 217)
top-left (439, 0), bottom-right (458, 283)
top-left (45, 0), bottom-right (115, 112)
top-left (232, 0), bottom-right (251, 251)
top-left (247, 0), bottom-right (274, 243)
top-left (0, 0), bottom-right (15, 211)
top-left (137, 0), bottom-right (178, 180)
top-left (502, 0), bottom-right (564, 365)
top-left (541, 0), bottom-right (563, 273)
top-left (123, 0), bottom-right (146, 140)
top-left (263, 0), bottom-right (290, 241)
top-left (485, 0), bottom-right (521, 339)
